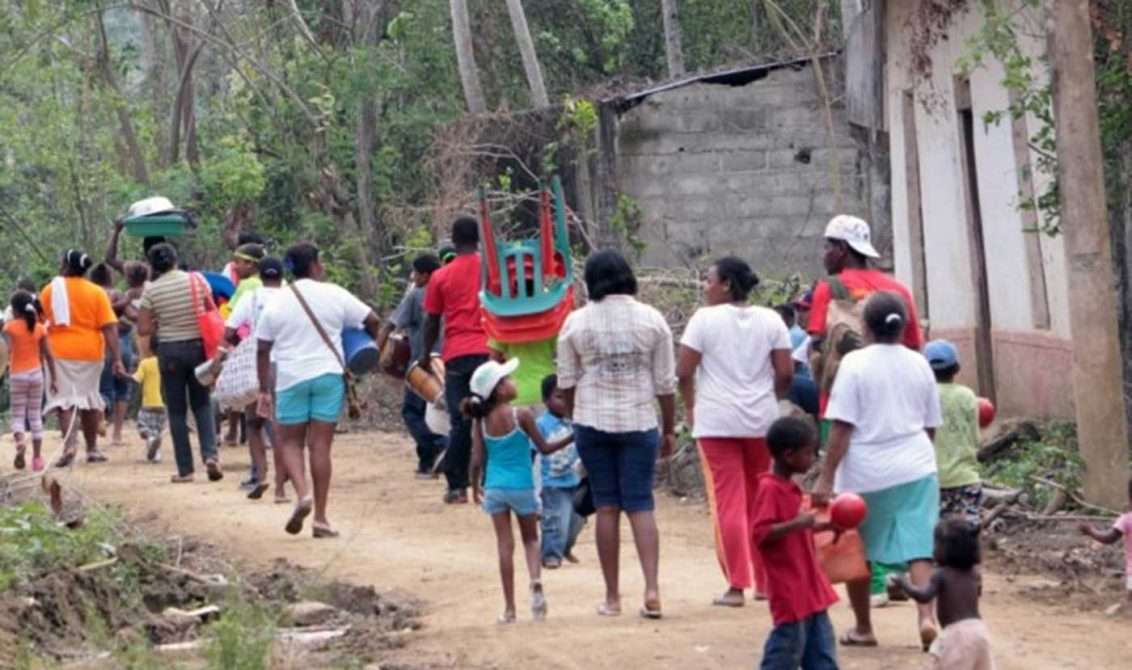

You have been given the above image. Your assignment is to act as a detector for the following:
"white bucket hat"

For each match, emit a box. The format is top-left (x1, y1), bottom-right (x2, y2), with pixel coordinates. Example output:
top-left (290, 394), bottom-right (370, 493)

top-left (470, 358), bottom-right (520, 400)
top-left (825, 214), bottom-right (879, 259)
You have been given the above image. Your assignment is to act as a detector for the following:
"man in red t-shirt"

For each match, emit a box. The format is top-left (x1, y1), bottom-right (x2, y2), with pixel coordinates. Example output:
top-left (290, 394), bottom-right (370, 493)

top-left (808, 214), bottom-right (923, 611)
top-left (808, 215), bottom-right (923, 352)
top-left (421, 217), bottom-right (490, 504)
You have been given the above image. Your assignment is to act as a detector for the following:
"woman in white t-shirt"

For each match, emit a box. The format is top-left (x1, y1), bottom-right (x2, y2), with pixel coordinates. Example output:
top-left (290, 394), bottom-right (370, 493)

top-left (815, 291), bottom-right (942, 650)
top-left (676, 257), bottom-right (793, 607)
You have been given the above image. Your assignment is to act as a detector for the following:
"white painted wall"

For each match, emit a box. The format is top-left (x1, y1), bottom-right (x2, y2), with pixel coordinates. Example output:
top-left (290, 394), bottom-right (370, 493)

top-left (885, 0), bottom-right (1070, 338)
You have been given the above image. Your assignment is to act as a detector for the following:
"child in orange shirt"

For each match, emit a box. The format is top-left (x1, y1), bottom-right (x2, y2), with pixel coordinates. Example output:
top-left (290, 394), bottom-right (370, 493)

top-left (3, 291), bottom-right (57, 471)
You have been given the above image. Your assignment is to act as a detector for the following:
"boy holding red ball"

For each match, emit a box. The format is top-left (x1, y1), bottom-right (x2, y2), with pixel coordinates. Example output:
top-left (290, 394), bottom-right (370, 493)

top-left (923, 340), bottom-right (985, 530)
top-left (751, 416), bottom-right (840, 669)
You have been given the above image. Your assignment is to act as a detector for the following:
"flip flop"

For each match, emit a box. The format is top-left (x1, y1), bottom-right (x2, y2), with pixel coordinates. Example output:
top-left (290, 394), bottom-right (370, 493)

top-left (13, 447), bottom-right (26, 471)
top-left (247, 483), bottom-right (270, 500)
top-left (285, 497), bottom-right (313, 535)
top-left (596, 602), bottom-right (622, 617)
top-left (274, 495), bottom-right (291, 505)
top-left (639, 599), bottom-right (662, 620)
top-left (496, 612), bottom-right (517, 625)
top-left (839, 631), bottom-right (879, 647)
top-left (55, 450), bottom-right (76, 468)
top-left (205, 460), bottom-right (223, 482)
top-left (86, 451), bottom-right (109, 463)
top-left (712, 593), bottom-right (745, 608)
top-left (312, 523), bottom-right (340, 539)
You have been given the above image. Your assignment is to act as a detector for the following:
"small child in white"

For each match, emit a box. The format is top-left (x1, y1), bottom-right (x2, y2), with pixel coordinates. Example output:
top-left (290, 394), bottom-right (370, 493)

top-left (889, 519), bottom-right (995, 669)
top-left (1078, 478), bottom-right (1132, 615)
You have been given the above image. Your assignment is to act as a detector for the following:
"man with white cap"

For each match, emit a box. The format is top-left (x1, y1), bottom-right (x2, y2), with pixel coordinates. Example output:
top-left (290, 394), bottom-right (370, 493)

top-left (808, 214), bottom-right (924, 614)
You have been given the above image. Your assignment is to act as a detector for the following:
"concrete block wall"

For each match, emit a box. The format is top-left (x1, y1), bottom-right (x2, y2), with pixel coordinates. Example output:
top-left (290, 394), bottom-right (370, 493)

top-left (612, 63), bottom-right (873, 278)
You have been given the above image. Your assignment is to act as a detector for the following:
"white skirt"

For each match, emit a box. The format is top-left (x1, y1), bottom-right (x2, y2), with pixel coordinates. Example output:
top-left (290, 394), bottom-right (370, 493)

top-left (44, 359), bottom-right (106, 413)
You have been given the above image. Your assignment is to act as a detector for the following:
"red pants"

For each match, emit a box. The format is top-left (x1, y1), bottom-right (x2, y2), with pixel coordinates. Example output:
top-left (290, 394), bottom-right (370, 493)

top-left (698, 437), bottom-right (770, 592)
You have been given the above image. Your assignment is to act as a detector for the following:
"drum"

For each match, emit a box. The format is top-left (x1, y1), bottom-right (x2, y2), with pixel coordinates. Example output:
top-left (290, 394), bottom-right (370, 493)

top-left (378, 333), bottom-right (411, 378)
top-left (406, 355), bottom-right (446, 404)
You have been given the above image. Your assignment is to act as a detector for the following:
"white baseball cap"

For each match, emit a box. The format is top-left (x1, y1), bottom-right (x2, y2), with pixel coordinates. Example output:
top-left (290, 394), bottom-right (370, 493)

top-left (824, 215), bottom-right (880, 259)
top-left (470, 358), bottom-right (520, 400)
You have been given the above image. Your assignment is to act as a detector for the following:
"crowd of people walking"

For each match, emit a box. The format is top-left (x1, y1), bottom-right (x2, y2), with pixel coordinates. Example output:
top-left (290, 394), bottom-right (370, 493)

top-left (2, 210), bottom-right (1045, 669)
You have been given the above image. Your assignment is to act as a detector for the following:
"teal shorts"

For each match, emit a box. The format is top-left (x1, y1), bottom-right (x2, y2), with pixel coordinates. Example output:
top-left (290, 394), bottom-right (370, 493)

top-left (276, 373), bottom-right (344, 425)
top-left (859, 475), bottom-right (940, 565)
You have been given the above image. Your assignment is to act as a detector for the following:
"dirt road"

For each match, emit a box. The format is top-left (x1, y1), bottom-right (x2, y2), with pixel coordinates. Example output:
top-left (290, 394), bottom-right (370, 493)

top-left (60, 431), bottom-right (1129, 669)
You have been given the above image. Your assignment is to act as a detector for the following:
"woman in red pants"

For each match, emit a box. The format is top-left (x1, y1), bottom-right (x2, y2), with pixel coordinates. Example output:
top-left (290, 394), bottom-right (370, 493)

top-left (676, 257), bottom-right (794, 607)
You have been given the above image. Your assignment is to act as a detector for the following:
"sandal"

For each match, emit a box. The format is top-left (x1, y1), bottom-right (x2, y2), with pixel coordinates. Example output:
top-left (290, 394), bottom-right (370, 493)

top-left (496, 611), bottom-right (517, 625)
top-left (13, 446), bottom-right (26, 471)
top-left (531, 581), bottom-right (548, 622)
top-left (55, 450), bottom-right (76, 468)
top-left (205, 459), bottom-right (223, 482)
top-left (312, 523), bottom-right (340, 539)
top-left (839, 631), bottom-right (879, 648)
top-left (86, 451), bottom-right (109, 464)
top-left (247, 483), bottom-right (270, 500)
top-left (170, 474), bottom-right (195, 484)
top-left (285, 497), bottom-right (313, 535)
top-left (712, 592), bottom-right (745, 608)
top-left (274, 494), bottom-right (291, 505)
top-left (596, 602), bottom-right (622, 617)
top-left (639, 600), bottom-right (663, 620)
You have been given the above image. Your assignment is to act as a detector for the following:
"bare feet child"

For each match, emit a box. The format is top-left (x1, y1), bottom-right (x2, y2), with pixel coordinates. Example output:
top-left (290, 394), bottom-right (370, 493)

top-left (1078, 478), bottom-right (1132, 615)
top-left (464, 360), bottom-right (573, 623)
top-left (889, 519), bottom-right (995, 667)
top-left (752, 417), bottom-right (839, 669)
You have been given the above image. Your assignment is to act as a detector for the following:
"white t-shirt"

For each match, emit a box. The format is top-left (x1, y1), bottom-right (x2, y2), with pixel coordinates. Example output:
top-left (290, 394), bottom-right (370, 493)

top-left (257, 279), bottom-right (372, 391)
top-left (680, 304), bottom-right (791, 438)
top-left (824, 343), bottom-right (942, 493)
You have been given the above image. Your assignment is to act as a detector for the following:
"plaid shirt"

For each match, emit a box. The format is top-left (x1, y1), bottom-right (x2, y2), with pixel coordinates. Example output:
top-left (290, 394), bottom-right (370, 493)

top-left (556, 295), bottom-right (676, 433)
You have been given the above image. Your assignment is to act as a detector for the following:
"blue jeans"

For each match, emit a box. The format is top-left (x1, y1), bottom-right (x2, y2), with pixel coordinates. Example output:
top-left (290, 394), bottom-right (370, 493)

top-left (760, 611), bottom-right (838, 670)
top-left (541, 485), bottom-right (586, 562)
top-left (402, 388), bottom-right (447, 472)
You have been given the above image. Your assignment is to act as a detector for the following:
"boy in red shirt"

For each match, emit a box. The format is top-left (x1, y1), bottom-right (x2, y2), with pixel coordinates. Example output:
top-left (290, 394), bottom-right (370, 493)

top-left (752, 416), bottom-right (839, 669)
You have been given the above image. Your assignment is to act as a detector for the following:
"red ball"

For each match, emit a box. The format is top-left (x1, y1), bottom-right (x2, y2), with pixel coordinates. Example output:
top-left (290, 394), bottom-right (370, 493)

top-left (977, 397), bottom-right (996, 428)
top-left (830, 493), bottom-right (868, 529)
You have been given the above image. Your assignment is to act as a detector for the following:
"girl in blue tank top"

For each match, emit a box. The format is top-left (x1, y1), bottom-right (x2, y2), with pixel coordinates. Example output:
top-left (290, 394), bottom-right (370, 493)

top-left (463, 358), bottom-right (574, 624)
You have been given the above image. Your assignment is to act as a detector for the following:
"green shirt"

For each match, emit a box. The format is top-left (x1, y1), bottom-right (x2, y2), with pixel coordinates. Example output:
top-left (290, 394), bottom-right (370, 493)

top-left (934, 383), bottom-right (981, 489)
top-left (229, 275), bottom-right (263, 309)
top-left (487, 337), bottom-right (557, 407)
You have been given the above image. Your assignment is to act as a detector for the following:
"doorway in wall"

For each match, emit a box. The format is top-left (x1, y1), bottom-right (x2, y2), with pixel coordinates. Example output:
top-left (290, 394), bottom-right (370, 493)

top-left (955, 78), bottom-right (997, 402)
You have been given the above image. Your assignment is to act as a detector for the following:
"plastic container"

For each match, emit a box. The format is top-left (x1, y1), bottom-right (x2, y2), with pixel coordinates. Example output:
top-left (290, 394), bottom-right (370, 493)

top-left (124, 212), bottom-right (192, 238)
top-left (342, 328), bottom-right (379, 376)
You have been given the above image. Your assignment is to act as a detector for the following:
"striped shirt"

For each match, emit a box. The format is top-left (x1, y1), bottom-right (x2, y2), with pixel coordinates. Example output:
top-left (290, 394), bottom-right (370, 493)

top-left (139, 270), bottom-right (206, 343)
top-left (556, 294), bottom-right (677, 433)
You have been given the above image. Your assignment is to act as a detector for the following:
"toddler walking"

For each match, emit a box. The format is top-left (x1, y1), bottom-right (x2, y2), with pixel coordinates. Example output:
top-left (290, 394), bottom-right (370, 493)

top-left (537, 374), bottom-right (585, 569)
top-left (1078, 479), bottom-right (1132, 614)
top-left (752, 417), bottom-right (839, 669)
top-left (3, 292), bottom-right (56, 471)
top-left (464, 359), bottom-right (571, 623)
top-left (131, 339), bottom-right (166, 463)
top-left (889, 519), bottom-right (995, 669)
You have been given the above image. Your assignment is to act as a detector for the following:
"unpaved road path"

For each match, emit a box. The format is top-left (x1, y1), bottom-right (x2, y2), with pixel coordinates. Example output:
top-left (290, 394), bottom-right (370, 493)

top-left (58, 430), bottom-right (1129, 669)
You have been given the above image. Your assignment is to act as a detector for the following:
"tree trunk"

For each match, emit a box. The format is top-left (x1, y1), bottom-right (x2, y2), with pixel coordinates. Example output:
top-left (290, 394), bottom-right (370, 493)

top-left (354, 0), bottom-right (384, 262)
top-left (450, 0), bottom-right (486, 113)
top-left (96, 11), bottom-right (149, 184)
top-left (504, 0), bottom-right (550, 108)
top-left (169, 0), bottom-right (199, 166)
top-left (138, 1), bottom-right (169, 167)
top-left (1051, 0), bottom-right (1130, 509)
top-left (660, 0), bottom-right (686, 77)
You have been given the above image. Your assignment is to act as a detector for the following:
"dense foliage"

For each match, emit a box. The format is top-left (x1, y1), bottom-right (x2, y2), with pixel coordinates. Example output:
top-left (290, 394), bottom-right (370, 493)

top-left (0, 0), bottom-right (827, 304)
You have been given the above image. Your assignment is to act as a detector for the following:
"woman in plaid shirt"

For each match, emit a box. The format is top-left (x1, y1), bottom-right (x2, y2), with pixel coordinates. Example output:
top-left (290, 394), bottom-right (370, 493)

top-left (556, 250), bottom-right (678, 620)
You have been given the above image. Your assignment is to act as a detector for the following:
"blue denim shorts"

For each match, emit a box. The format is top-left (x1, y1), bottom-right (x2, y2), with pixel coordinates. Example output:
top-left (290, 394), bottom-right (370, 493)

top-left (482, 488), bottom-right (540, 517)
top-left (276, 373), bottom-right (344, 425)
top-left (574, 426), bottom-right (659, 513)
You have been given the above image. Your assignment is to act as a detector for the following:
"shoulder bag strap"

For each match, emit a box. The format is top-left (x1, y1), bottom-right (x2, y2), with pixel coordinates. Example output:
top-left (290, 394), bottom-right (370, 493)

top-left (826, 276), bottom-right (851, 302)
top-left (290, 283), bottom-right (347, 373)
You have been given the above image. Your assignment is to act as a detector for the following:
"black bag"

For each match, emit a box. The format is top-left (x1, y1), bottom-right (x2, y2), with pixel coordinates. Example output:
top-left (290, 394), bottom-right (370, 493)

top-left (573, 477), bottom-right (595, 517)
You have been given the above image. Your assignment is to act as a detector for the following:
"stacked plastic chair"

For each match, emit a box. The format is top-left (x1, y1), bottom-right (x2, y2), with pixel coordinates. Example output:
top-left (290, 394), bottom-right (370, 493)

top-left (479, 176), bottom-right (575, 343)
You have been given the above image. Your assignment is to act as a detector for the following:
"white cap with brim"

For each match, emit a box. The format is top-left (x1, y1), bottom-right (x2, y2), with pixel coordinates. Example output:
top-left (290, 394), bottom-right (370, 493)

top-left (825, 214), bottom-right (880, 259)
top-left (470, 358), bottom-right (520, 400)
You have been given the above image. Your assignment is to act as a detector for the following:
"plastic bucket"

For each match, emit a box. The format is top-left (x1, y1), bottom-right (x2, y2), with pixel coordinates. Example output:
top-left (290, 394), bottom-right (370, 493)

top-left (425, 402), bottom-right (450, 435)
top-left (342, 328), bottom-right (379, 376)
top-left (406, 356), bottom-right (445, 404)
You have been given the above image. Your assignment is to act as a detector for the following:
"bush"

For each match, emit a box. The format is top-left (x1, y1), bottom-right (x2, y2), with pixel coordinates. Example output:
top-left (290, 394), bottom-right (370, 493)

top-left (203, 600), bottom-right (277, 670)
top-left (0, 502), bottom-right (121, 592)
top-left (980, 421), bottom-right (1084, 509)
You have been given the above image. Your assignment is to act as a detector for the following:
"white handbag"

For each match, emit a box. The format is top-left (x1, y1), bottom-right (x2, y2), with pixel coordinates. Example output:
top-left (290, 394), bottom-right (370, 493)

top-left (213, 336), bottom-right (259, 410)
